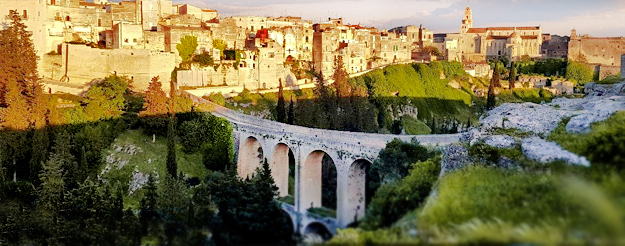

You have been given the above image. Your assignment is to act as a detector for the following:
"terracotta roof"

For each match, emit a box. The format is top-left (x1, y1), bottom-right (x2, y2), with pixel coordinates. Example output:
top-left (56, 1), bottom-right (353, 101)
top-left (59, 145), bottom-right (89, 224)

top-left (201, 9), bottom-right (217, 12)
top-left (467, 28), bottom-right (487, 33)
top-left (521, 35), bottom-right (539, 39)
top-left (488, 26), bottom-right (539, 30)
top-left (346, 24), bottom-right (365, 29)
top-left (487, 35), bottom-right (509, 40)
top-left (467, 26), bottom-right (540, 33)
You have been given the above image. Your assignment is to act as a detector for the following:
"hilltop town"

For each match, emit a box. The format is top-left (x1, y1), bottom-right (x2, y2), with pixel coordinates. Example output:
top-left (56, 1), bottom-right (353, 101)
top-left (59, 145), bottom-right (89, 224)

top-left (1, 0), bottom-right (624, 94)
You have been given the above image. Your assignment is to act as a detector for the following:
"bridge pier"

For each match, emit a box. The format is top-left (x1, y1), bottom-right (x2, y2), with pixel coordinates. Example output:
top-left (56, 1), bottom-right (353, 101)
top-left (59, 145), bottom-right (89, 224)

top-left (230, 120), bottom-right (460, 237)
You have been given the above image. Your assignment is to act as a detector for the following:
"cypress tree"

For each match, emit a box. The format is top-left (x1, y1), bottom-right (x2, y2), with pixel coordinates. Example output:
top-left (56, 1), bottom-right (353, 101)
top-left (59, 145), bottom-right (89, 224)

top-left (487, 67), bottom-right (499, 110)
top-left (509, 62), bottom-right (517, 90)
top-left (287, 96), bottom-right (294, 125)
top-left (276, 79), bottom-right (286, 123)
top-left (167, 78), bottom-right (178, 179)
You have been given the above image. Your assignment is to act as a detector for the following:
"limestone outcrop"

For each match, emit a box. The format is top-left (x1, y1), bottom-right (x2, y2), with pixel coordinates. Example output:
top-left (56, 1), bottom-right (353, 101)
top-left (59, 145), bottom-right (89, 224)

top-left (521, 137), bottom-right (590, 166)
top-left (480, 102), bottom-right (573, 135)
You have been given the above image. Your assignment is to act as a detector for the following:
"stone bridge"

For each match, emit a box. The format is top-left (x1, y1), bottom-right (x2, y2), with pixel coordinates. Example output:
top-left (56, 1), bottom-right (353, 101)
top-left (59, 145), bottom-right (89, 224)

top-left (187, 92), bottom-right (461, 235)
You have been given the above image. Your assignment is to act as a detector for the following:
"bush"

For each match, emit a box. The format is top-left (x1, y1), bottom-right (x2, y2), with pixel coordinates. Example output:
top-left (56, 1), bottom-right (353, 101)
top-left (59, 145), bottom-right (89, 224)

top-left (360, 157), bottom-right (441, 229)
top-left (468, 142), bottom-right (500, 164)
top-left (192, 52), bottom-right (213, 67)
top-left (205, 93), bottom-right (226, 106)
top-left (566, 61), bottom-right (594, 85)
top-left (368, 138), bottom-right (433, 187)
top-left (548, 112), bottom-right (625, 169)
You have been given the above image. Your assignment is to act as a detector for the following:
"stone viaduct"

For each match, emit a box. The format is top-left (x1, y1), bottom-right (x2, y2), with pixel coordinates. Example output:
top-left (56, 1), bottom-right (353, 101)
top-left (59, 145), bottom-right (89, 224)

top-left (190, 93), bottom-right (461, 236)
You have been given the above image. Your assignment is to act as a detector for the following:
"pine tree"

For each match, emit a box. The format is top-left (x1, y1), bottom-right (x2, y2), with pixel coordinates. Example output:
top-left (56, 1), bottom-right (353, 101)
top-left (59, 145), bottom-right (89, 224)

top-left (0, 10), bottom-right (39, 107)
top-left (287, 96), bottom-right (294, 125)
top-left (140, 76), bottom-right (168, 116)
top-left (276, 79), bottom-right (286, 123)
top-left (1, 78), bottom-right (30, 130)
top-left (39, 134), bottom-right (68, 230)
top-left (140, 174), bottom-right (159, 235)
top-left (29, 128), bottom-right (49, 184)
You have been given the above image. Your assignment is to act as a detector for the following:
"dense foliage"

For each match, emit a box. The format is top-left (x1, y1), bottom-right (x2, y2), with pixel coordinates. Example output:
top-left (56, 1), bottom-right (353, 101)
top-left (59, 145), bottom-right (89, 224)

top-left (176, 35), bottom-right (198, 63)
top-left (566, 61), bottom-right (594, 85)
top-left (549, 112), bottom-right (625, 169)
top-left (515, 58), bottom-right (568, 76)
top-left (360, 157), bottom-right (441, 229)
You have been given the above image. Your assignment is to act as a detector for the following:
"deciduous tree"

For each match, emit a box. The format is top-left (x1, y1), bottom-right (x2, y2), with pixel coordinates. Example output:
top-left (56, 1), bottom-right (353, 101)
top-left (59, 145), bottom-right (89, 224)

top-left (176, 35), bottom-right (198, 63)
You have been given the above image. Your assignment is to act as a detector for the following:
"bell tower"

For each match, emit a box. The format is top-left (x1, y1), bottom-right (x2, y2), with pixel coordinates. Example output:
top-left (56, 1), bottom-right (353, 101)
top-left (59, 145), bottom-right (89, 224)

top-left (461, 5), bottom-right (473, 33)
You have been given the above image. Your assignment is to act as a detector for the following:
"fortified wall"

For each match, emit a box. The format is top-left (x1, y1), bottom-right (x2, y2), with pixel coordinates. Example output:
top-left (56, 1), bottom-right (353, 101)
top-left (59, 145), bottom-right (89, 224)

top-left (568, 33), bottom-right (625, 79)
top-left (59, 44), bottom-right (176, 91)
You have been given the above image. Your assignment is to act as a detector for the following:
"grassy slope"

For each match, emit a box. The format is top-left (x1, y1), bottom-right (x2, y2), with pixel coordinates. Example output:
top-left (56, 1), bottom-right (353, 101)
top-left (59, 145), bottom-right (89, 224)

top-left (100, 129), bottom-right (208, 209)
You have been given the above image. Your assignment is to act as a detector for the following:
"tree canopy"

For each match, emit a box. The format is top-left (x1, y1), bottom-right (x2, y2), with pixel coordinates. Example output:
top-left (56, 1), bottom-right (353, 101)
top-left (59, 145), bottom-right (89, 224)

top-left (176, 35), bottom-right (198, 63)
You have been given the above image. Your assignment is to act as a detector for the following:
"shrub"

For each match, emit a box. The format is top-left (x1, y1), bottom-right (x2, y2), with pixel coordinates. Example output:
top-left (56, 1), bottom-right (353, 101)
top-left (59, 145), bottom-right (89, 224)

top-left (205, 93), bottom-right (226, 106)
top-left (360, 156), bottom-right (441, 229)
top-left (192, 52), bottom-right (213, 67)
top-left (368, 138), bottom-right (432, 186)
top-left (566, 61), bottom-right (594, 85)
top-left (548, 112), bottom-right (625, 169)
top-left (468, 142), bottom-right (500, 164)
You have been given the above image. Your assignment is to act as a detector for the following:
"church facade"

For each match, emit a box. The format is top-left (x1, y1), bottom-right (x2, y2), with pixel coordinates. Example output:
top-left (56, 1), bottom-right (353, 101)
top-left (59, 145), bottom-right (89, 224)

top-left (453, 6), bottom-right (543, 63)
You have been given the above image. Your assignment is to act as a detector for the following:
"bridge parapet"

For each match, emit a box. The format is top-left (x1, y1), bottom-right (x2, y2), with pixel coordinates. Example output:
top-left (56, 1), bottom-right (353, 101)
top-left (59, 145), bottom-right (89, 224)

top-left (184, 91), bottom-right (462, 235)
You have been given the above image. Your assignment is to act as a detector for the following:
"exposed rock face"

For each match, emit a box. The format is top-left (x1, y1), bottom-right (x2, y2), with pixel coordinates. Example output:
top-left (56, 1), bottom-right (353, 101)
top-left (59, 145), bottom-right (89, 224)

top-left (521, 137), bottom-right (590, 166)
top-left (440, 144), bottom-right (471, 176)
top-left (460, 127), bottom-right (484, 145)
top-left (480, 102), bottom-right (574, 135)
top-left (549, 96), bottom-right (625, 133)
top-left (483, 135), bottom-right (517, 149)
top-left (584, 82), bottom-right (625, 97)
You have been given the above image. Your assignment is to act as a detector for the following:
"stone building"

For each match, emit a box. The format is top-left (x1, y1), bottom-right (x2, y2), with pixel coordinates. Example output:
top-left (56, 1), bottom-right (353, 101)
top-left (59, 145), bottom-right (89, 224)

top-left (312, 18), bottom-right (413, 80)
top-left (541, 34), bottom-right (569, 59)
top-left (112, 21), bottom-right (143, 49)
top-left (1, 0), bottom-right (48, 58)
top-left (568, 29), bottom-right (625, 78)
top-left (440, 5), bottom-right (543, 63)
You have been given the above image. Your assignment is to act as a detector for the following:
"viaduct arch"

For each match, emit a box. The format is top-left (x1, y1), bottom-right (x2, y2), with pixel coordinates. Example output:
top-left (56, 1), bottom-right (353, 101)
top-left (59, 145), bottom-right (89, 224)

top-left (187, 92), bottom-right (462, 236)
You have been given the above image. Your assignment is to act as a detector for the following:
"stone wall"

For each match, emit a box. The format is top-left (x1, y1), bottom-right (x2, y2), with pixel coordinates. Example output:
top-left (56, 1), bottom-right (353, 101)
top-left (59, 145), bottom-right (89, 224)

top-left (60, 44), bottom-right (176, 91)
top-left (622, 55), bottom-right (625, 78)
top-left (568, 36), bottom-right (625, 75)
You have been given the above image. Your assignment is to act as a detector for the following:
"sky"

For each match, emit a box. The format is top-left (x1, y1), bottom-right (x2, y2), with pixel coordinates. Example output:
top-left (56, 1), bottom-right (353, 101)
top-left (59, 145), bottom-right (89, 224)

top-left (172, 0), bottom-right (625, 37)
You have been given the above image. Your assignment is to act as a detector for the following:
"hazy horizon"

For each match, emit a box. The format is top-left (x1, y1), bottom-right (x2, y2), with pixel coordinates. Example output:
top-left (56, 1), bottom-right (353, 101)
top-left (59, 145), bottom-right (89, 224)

top-left (169, 0), bottom-right (625, 37)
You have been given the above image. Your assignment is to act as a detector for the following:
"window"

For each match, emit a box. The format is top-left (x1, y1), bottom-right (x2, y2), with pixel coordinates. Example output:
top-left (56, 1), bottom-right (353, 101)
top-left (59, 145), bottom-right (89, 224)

top-left (98, 19), bottom-right (101, 27)
top-left (23, 10), bottom-right (27, 19)
top-left (133, 38), bottom-right (137, 43)
top-left (125, 38), bottom-right (129, 43)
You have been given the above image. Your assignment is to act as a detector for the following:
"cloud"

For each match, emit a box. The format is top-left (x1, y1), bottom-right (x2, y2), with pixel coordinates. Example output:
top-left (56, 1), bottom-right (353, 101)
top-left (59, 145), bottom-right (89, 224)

top-left (487, 6), bottom-right (625, 36)
top-left (174, 0), bottom-right (625, 36)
